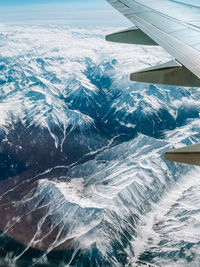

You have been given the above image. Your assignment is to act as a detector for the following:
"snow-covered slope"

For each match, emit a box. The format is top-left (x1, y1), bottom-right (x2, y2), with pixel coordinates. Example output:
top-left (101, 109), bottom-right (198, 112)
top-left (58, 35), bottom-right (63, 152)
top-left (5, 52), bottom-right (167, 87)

top-left (0, 24), bottom-right (200, 266)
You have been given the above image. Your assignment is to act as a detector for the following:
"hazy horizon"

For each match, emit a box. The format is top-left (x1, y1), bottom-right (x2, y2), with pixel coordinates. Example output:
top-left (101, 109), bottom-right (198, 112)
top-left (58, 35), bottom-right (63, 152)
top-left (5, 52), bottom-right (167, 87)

top-left (0, 0), bottom-right (131, 26)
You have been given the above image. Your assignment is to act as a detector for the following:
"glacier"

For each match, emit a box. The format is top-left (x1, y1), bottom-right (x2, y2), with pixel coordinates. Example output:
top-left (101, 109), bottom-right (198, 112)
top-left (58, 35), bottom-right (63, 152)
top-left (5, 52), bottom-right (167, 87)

top-left (0, 23), bottom-right (200, 266)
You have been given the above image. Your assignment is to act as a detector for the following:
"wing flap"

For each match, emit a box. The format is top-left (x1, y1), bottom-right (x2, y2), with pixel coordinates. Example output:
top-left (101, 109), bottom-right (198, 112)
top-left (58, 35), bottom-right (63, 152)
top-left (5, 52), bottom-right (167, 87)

top-left (130, 60), bottom-right (200, 87)
top-left (105, 26), bottom-right (158, 45)
top-left (165, 143), bottom-right (200, 166)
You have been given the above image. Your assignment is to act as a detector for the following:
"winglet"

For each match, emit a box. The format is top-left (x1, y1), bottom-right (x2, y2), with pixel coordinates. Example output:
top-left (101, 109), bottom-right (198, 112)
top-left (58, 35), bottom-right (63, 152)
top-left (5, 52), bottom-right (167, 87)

top-left (130, 60), bottom-right (200, 87)
top-left (105, 27), bottom-right (158, 45)
top-left (165, 143), bottom-right (200, 166)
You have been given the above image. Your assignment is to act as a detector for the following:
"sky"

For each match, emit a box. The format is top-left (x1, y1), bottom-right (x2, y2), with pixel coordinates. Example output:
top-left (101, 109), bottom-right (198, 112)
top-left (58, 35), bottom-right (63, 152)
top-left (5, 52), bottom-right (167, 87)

top-left (0, 0), bottom-right (199, 25)
top-left (0, 0), bottom-right (131, 26)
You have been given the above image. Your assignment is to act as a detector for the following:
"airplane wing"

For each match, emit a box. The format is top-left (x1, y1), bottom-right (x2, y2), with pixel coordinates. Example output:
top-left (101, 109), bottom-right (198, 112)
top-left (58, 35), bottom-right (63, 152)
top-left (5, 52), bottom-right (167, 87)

top-left (106, 0), bottom-right (200, 87)
top-left (106, 0), bottom-right (200, 166)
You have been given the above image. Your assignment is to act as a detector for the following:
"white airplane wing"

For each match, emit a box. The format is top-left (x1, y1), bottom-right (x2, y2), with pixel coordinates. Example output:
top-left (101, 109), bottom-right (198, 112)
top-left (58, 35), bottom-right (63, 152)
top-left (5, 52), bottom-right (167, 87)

top-left (106, 0), bottom-right (200, 166)
top-left (106, 0), bottom-right (200, 87)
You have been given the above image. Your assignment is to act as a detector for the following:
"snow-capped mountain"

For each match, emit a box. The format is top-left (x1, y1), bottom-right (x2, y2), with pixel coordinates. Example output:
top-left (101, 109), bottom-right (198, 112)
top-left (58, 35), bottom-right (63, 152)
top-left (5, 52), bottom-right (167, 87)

top-left (0, 23), bottom-right (200, 266)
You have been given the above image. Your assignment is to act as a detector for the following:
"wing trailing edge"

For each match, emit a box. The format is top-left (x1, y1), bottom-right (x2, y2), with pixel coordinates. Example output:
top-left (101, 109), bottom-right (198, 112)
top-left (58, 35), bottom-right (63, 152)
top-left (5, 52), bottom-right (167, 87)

top-left (165, 143), bottom-right (200, 166)
top-left (130, 60), bottom-right (200, 87)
